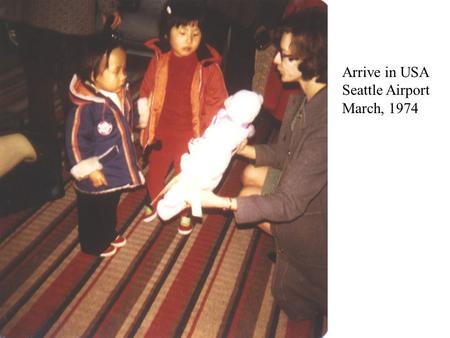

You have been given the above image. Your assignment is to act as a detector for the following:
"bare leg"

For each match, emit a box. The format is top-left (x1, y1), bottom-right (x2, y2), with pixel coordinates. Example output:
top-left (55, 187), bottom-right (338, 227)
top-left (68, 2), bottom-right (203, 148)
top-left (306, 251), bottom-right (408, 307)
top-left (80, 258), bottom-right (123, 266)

top-left (241, 164), bottom-right (268, 188)
top-left (0, 133), bottom-right (37, 177)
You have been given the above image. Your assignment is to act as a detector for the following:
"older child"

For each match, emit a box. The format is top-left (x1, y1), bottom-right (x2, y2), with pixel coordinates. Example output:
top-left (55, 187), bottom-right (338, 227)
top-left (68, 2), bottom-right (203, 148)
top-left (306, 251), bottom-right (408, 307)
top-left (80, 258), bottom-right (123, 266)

top-left (138, 1), bottom-right (228, 235)
top-left (66, 35), bottom-right (144, 257)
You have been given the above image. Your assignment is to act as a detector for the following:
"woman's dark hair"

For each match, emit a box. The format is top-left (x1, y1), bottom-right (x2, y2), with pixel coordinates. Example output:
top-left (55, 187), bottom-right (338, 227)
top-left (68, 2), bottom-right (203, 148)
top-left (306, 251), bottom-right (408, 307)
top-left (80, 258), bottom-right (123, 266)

top-left (158, 0), bottom-right (209, 58)
top-left (281, 8), bottom-right (327, 83)
top-left (77, 32), bottom-right (124, 83)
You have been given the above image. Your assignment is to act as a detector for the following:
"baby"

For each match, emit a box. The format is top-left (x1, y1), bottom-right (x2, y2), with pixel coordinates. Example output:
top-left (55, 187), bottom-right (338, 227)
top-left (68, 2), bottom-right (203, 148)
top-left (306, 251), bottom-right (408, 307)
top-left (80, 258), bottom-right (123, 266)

top-left (157, 90), bottom-right (263, 220)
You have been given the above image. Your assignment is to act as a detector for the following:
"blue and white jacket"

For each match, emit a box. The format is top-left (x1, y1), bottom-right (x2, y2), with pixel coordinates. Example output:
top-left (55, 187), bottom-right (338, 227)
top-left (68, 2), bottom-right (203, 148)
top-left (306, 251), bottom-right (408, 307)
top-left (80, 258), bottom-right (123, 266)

top-left (66, 75), bottom-right (145, 194)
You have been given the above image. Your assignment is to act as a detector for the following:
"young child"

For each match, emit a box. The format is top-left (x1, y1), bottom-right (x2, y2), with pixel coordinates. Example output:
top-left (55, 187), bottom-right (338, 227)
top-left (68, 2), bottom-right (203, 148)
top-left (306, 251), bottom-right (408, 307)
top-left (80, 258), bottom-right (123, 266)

top-left (66, 34), bottom-right (144, 257)
top-left (138, 1), bottom-right (228, 235)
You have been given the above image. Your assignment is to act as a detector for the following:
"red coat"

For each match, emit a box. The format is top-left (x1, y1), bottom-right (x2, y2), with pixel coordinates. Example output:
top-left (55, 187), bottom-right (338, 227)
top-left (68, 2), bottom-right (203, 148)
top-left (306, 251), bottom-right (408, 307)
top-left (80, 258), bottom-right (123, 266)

top-left (139, 39), bottom-right (228, 149)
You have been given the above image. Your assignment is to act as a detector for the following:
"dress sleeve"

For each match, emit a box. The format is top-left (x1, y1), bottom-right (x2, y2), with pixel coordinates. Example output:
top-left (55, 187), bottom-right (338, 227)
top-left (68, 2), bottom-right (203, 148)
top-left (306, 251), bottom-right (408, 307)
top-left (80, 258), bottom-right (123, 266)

top-left (235, 126), bottom-right (327, 224)
top-left (254, 143), bottom-right (278, 168)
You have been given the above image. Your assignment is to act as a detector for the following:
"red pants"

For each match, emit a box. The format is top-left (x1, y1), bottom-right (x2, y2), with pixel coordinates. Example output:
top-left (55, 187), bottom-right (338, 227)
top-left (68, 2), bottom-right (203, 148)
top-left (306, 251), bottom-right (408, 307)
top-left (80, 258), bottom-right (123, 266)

top-left (145, 130), bottom-right (193, 204)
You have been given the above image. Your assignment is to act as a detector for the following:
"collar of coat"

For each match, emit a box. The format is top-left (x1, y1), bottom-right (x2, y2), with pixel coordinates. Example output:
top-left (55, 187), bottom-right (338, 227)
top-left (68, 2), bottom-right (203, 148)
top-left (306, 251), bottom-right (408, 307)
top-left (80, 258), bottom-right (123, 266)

top-left (69, 75), bottom-right (129, 107)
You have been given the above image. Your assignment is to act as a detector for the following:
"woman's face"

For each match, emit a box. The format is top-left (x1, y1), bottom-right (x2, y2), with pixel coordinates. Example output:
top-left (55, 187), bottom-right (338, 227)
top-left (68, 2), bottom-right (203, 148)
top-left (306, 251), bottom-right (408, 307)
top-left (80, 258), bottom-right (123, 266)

top-left (273, 32), bottom-right (302, 83)
top-left (169, 22), bottom-right (202, 57)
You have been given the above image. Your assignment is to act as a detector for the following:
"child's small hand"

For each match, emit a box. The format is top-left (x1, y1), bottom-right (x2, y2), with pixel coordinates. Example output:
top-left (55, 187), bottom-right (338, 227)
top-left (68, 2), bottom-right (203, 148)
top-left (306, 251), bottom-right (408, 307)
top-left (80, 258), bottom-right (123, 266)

top-left (89, 170), bottom-right (108, 187)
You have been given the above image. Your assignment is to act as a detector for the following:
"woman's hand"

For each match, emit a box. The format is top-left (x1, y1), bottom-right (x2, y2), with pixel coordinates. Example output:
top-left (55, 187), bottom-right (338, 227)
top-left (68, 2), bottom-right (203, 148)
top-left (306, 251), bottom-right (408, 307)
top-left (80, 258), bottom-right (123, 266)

top-left (235, 138), bottom-right (248, 156)
top-left (186, 190), bottom-right (220, 208)
top-left (186, 190), bottom-right (213, 208)
top-left (200, 190), bottom-right (222, 208)
top-left (89, 170), bottom-right (108, 187)
top-left (235, 139), bottom-right (256, 160)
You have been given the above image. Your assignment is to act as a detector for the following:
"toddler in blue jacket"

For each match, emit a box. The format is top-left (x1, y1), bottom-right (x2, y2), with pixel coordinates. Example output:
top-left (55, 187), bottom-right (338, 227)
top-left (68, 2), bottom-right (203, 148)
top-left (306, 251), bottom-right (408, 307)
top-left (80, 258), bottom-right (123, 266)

top-left (66, 34), bottom-right (144, 257)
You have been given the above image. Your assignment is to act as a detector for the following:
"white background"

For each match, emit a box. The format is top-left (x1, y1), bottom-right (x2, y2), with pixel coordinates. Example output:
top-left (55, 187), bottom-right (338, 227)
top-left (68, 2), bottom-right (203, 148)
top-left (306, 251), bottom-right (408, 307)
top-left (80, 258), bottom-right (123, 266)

top-left (328, 0), bottom-right (450, 337)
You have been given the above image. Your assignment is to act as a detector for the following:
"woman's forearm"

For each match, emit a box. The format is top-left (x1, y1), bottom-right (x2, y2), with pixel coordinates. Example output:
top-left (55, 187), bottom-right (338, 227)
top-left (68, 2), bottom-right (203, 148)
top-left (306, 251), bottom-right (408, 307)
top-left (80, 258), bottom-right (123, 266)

top-left (197, 191), bottom-right (238, 211)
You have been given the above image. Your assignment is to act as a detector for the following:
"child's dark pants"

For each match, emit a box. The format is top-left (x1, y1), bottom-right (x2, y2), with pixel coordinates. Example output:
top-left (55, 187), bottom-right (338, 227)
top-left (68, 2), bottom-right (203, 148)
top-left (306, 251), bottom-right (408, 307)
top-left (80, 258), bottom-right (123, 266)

top-left (75, 190), bottom-right (121, 255)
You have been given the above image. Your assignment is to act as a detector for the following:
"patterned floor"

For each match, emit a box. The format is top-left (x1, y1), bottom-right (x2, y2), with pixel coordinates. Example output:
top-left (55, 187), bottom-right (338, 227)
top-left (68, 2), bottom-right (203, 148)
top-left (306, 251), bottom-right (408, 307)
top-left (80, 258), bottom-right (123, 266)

top-left (0, 49), bottom-right (321, 338)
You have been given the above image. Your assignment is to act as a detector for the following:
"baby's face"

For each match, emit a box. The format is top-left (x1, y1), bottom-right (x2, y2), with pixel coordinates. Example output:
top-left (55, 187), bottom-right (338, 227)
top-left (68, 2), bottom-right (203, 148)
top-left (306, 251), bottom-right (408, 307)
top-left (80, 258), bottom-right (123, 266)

top-left (170, 22), bottom-right (201, 57)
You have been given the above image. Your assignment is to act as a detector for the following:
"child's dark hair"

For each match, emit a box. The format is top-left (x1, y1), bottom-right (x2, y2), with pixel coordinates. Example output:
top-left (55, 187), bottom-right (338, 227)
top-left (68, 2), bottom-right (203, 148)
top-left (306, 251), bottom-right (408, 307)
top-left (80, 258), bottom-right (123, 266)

top-left (158, 0), bottom-right (209, 57)
top-left (77, 33), bottom-right (124, 83)
top-left (280, 8), bottom-right (327, 83)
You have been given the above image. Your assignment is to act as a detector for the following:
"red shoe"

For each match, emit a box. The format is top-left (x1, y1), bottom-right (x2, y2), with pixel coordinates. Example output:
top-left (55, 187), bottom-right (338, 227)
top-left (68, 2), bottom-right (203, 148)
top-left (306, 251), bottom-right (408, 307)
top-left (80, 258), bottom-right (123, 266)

top-left (111, 235), bottom-right (127, 248)
top-left (143, 204), bottom-right (158, 223)
top-left (100, 245), bottom-right (117, 258)
top-left (178, 216), bottom-right (193, 235)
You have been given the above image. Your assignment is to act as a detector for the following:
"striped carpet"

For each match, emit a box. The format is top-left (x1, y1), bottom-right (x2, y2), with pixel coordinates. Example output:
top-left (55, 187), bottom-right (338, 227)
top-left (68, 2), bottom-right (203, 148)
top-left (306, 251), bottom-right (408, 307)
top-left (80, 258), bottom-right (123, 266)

top-left (0, 53), bottom-right (321, 338)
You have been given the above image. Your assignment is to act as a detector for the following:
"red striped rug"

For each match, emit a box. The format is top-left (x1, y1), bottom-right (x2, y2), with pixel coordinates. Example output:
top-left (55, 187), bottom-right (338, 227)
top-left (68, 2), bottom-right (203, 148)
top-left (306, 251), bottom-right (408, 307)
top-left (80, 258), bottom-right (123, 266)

top-left (0, 112), bottom-right (322, 337)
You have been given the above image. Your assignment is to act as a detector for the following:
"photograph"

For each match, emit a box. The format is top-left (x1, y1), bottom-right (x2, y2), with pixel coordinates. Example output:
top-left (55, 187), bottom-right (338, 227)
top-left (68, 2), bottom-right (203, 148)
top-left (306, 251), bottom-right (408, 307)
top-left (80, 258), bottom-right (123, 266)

top-left (1, 0), bottom-right (448, 337)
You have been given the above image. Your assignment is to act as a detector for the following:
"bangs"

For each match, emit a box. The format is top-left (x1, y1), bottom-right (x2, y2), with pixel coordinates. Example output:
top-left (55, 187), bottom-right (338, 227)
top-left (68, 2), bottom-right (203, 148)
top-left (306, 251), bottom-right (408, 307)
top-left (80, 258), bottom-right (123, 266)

top-left (159, 1), bottom-right (205, 38)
